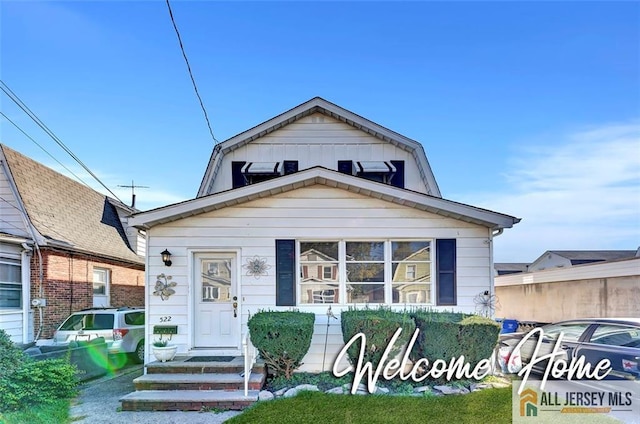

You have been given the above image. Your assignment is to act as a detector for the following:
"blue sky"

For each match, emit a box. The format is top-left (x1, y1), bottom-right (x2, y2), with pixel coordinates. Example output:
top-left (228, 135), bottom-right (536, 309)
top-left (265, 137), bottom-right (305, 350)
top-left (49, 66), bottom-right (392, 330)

top-left (1, 1), bottom-right (638, 262)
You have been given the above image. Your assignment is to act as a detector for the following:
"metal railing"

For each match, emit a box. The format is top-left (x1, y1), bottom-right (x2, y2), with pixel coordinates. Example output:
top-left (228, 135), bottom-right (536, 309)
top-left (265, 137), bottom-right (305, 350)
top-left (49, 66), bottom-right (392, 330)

top-left (243, 329), bottom-right (258, 397)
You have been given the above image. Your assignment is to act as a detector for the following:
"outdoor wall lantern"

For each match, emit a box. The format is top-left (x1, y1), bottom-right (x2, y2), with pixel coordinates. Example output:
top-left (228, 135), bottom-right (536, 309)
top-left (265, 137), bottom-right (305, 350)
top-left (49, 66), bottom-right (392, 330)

top-left (161, 249), bottom-right (172, 267)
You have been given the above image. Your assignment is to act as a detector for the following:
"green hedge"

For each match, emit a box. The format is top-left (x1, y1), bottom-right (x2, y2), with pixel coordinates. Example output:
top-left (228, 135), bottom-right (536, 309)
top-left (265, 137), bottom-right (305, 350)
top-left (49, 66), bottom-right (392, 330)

top-left (340, 307), bottom-right (416, 369)
top-left (248, 311), bottom-right (315, 379)
top-left (410, 310), bottom-right (500, 369)
top-left (0, 329), bottom-right (78, 412)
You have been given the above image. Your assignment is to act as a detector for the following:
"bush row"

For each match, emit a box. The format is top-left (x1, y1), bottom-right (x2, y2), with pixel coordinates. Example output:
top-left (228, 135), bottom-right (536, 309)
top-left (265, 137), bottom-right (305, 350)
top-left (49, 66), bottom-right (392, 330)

top-left (249, 308), bottom-right (500, 381)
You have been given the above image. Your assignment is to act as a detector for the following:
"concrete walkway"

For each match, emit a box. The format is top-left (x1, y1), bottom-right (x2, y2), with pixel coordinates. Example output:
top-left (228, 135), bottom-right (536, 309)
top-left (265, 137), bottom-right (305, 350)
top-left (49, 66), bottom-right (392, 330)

top-left (70, 364), bottom-right (242, 423)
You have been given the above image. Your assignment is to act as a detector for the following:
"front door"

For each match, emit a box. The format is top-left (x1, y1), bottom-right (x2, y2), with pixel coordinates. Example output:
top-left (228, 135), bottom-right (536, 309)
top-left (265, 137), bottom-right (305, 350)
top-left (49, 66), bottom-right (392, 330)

top-left (194, 254), bottom-right (239, 348)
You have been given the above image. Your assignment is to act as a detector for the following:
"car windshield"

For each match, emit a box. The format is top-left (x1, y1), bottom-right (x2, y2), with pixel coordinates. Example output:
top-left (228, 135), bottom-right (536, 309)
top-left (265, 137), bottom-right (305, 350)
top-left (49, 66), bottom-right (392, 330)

top-left (59, 313), bottom-right (114, 331)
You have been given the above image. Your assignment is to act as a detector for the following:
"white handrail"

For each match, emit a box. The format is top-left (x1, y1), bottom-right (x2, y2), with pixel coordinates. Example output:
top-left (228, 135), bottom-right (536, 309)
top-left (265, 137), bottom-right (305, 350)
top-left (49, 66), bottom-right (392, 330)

top-left (243, 330), bottom-right (257, 397)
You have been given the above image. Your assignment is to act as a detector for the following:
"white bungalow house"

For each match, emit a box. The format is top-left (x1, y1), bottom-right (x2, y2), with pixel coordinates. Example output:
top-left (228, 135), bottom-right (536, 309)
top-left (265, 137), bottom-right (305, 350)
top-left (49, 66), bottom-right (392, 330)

top-left (130, 97), bottom-right (520, 371)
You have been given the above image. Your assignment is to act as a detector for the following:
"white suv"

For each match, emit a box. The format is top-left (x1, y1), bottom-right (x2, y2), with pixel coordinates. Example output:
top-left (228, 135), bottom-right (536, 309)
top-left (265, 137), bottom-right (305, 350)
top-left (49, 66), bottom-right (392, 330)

top-left (53, 307), bottom-right (145, 363)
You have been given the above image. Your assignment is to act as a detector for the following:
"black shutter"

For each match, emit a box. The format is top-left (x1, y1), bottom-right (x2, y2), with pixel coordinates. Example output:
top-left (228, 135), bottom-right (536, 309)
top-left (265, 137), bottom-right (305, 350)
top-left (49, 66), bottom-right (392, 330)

top-left (232, 161), bottom-right (247, 188)
top-left (337, 160), bottom-right (353, 175)
top-left (390, 160), bottom-right (405, 189)
top-left (283, 161), bottom-right (299, 175)
top-left (276, 239), bottom-right (296, 306)
top-left (436, 239), bottom-right (456, 305)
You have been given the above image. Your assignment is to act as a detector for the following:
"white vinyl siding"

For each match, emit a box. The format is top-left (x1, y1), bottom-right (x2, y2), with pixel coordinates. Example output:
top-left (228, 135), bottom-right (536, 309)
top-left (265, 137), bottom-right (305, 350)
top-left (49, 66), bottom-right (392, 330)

top-left (144, 184), bottom-right (493, 371)
top-left (207, 114), bottom-right (429, 195)
top-left (0, 166), bottom-right (30, 238)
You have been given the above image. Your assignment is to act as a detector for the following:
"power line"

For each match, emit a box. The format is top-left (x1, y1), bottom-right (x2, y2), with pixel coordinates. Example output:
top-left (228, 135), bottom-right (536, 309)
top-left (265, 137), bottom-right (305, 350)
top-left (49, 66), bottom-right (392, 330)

top-left (165, 0), bottom-right (219, 144)
top-left (0, 80), bottom-right (123, 202)
top-left (0, 111), bottom-right (91, 187)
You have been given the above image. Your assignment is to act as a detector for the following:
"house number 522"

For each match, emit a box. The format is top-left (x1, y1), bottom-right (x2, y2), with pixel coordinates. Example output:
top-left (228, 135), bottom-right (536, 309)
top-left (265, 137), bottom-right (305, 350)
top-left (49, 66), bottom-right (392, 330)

top-left (159, 316), bottom-right (172, 323)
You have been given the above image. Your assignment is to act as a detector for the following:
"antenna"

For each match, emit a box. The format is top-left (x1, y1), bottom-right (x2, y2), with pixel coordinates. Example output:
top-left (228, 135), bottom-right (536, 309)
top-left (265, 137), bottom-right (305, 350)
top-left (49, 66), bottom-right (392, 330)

top-left (117, 180), bottom-right (149, 208)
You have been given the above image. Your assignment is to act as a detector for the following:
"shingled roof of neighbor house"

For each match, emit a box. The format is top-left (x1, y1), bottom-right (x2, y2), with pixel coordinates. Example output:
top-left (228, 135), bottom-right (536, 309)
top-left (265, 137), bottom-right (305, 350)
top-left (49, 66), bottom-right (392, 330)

top-left (549, 250), bottom-right (637, 264)
top-left (1, 144), bottom-right (143, 264)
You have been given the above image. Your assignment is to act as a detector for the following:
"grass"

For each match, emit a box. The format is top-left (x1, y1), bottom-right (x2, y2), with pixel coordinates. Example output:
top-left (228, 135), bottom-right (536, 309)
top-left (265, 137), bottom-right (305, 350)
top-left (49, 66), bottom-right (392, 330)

top-left (226, 387), bottom-right (513, 424)
top-left (0, 399), bottom-right (70, 424)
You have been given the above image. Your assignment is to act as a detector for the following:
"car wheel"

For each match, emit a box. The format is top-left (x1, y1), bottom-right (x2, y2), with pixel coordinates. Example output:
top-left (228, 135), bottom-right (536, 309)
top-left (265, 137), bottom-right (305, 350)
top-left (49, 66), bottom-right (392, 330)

top-left (132, 340), bottom-right (144, 364)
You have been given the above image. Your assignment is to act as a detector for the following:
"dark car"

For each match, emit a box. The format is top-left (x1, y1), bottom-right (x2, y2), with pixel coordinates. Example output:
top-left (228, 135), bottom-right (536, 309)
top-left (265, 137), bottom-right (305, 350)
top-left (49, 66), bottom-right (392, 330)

top-left (499, 318), bottom-right (640, 381)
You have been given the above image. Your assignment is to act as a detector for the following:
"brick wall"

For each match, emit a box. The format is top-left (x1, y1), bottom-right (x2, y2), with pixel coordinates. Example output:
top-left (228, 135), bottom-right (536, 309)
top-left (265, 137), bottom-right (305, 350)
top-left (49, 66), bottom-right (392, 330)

top-left (31, 249), bottom-right (145, 338)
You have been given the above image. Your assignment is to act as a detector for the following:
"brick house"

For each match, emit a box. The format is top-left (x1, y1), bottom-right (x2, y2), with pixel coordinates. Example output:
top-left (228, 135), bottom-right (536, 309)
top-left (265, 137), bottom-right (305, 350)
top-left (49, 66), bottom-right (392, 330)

top-left (0, 144), bottom-right (145, 342)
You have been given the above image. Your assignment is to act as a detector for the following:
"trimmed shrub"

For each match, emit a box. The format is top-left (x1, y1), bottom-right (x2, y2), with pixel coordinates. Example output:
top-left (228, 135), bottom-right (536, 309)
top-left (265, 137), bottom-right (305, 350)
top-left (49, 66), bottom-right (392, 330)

top-left (411, 310), bottom-right (500, 370)
top-left (0, 357), bottom-right (78, 412)
top-left (458, 315), bottom-right (502, 366)
top-left (248, 311), bottom-right (315, 379)
top-left (340, 307), bottom-right (416, 369)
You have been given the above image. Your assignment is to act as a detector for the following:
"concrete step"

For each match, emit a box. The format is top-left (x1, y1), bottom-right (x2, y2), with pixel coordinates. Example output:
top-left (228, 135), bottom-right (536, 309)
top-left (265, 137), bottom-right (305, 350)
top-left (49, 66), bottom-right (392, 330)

top-left (120, 389), bottom-right (259, 411)
top-left (145, 356), bottom-right (265, 375)
top-left (133, 371), bottom-right (265, 391)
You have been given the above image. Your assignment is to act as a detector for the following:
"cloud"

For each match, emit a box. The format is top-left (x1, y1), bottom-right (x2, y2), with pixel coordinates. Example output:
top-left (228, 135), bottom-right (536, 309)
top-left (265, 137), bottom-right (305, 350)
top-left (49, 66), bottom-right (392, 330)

top-left (459, 122), bottom-right (640, 262)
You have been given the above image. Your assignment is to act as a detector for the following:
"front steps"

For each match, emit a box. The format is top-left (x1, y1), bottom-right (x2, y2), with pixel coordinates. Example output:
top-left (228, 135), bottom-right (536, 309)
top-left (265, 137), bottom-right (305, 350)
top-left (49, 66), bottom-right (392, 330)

top-left (120, 356), bottom-right (266, 411)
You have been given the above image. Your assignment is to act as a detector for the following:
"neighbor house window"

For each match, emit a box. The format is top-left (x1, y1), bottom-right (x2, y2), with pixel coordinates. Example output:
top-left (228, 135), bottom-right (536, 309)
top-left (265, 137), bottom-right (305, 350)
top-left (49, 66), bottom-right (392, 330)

top-left (297, 240), bottom-right (433, 305)
top-left (93, 268), bottom-right (110, 307)
top-left (0, 259), bottom-right (21, 308)
top-left (346, 241), bottom-right (385, 303)
top-left (391, 241), bottom-right (431, 304)
top-left (299, 242), bottom-right (339, 304)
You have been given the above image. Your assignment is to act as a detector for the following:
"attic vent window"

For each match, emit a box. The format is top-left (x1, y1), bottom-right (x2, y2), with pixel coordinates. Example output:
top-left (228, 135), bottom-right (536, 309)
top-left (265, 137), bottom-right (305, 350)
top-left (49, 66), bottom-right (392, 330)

top-left (241, 162), bottom-right (283, 185)
top-left (356, 161), bottom-right (396, 184)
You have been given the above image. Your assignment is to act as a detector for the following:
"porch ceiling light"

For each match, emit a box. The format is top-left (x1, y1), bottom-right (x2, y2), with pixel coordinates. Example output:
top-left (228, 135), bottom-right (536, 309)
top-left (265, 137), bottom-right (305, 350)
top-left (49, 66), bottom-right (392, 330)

top-left (161, 249), bottom-right (172, 267)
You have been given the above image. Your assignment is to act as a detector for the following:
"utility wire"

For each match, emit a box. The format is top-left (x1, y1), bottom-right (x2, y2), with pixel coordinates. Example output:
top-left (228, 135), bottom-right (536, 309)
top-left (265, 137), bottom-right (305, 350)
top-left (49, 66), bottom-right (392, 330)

top-left (0, 111), bottom-right (91, 187)
top-left (165, 0), bottom-right (219, 144)
top-left (0, 80), bottom-right (123, 202)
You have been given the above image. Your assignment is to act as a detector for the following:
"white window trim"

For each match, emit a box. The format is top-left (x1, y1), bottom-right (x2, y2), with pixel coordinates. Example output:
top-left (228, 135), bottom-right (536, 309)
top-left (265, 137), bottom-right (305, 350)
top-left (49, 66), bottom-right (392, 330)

top-left (92, 267), bottom-right (111, 307)
top-left (0, 258), bottom-right (22, 309)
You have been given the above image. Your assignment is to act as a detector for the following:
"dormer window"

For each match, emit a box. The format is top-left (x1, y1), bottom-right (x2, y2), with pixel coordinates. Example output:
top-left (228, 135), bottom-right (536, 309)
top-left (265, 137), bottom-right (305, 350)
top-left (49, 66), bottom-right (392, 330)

top-left (232, 160), bottom-right (299, 188)
top-left (356, 161), bottom-right (396, 184)
top-left (242, 162), bottom-right (283, 185)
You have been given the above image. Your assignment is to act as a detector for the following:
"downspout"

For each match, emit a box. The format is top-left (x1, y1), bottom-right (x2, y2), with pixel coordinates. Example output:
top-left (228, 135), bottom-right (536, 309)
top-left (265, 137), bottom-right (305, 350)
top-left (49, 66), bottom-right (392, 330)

top-left (487, 228), bottom-right (504, 319)
top-left (20, 243), bottom-right (32, 344)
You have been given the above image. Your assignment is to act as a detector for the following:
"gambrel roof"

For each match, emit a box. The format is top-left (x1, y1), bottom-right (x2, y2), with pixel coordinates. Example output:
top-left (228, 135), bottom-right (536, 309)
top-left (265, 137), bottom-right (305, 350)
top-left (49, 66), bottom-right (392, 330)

top-left (133, 166), bottom-right (520, 230)
top-left (198, 97), bottom-right (442, 198)
top-left (0, 144), bottom-right (143, 264)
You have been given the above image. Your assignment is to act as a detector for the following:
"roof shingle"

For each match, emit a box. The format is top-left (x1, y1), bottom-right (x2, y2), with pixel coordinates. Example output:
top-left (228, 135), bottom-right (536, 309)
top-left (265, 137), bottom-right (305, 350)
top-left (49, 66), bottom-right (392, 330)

top-left (1, 144), bottom-right (143, 264)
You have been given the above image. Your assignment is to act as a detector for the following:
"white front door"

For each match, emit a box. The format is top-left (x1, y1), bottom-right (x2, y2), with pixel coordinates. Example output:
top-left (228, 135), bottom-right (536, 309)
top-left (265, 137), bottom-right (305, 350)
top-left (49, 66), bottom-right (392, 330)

top-left (194, 254), bottom-right (239, 348)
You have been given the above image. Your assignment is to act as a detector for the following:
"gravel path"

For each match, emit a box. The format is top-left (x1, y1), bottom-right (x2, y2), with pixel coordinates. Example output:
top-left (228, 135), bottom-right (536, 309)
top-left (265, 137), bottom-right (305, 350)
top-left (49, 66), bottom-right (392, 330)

top-left (70, 365), bottom-right (242, 424)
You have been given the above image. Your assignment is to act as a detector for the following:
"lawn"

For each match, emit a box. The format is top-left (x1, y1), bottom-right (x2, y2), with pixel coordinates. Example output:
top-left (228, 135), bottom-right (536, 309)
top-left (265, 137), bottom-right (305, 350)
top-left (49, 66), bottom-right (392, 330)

top-left (227, 387), bottom-right (513, 424)
top-left (0, 399), bottom-right (70, 424)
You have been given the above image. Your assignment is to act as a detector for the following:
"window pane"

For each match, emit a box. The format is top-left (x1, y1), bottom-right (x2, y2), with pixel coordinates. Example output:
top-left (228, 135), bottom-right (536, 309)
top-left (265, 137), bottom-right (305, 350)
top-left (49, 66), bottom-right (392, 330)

top-left (125, 312), bottom-right (145, 325)
top-left (0, 262), bottom-right (20, 282)
top-left (0, 288), bottom-right (21, 307)
top-left (590, 325), bottom-right (640, 347)
top-left (346, 263), bottom-right (384, 282)
top-left (346, 242), bottom-right (384, 261)
top-left (347, 284), bottom-right (384, 303)
top-left (392, 241), bottom-right (431, 261)
top-left (300, 284), bottom-right (339, 304)
top-left (543, 323), bottom-right (590, 342)
top-left (392, 284), bottom-right (430, 304)
top-left (300, 242), bottom-right (338, 260)
top-left (0, 262), bottom-right (21, 308)
top-left (93, 269), bottom-right (108, 284)
top-left (93, 283), bottom-right (106, 295)
top-left (392, 263), bottom-right (431, 283)
top-left (87, 314), bottom-right (114, 330)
